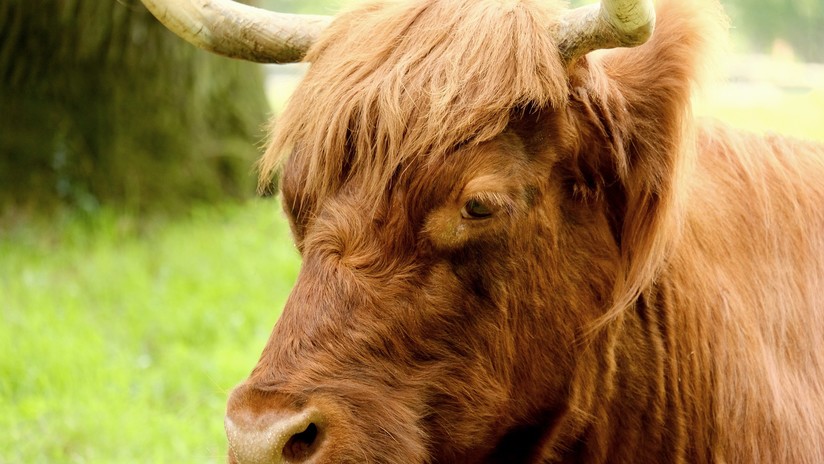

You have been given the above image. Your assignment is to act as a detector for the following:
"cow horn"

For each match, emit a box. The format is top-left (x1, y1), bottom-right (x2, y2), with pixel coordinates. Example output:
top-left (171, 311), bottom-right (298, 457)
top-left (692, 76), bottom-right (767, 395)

top-left (558, 0), bottom-right (656, 62)
top-left (140, 0), bottom-right (332, 63)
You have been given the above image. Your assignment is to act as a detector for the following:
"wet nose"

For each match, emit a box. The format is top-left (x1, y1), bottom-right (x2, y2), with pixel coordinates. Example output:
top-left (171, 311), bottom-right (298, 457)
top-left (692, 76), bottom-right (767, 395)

top-left (226, 387), bottom-right (326, 464)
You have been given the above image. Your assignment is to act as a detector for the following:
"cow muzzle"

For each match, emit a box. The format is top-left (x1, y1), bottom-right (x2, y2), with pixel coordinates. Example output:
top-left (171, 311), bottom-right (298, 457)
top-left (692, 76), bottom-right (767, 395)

top-left (225, 386), bottom-right (326, 464)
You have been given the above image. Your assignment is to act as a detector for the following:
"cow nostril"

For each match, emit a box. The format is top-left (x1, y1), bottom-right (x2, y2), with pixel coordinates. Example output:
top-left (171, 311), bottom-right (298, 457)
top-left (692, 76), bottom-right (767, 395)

top-left (225, 385), bottom-right (327, 464)
top-left (282, 422), bottom-right (320, 461)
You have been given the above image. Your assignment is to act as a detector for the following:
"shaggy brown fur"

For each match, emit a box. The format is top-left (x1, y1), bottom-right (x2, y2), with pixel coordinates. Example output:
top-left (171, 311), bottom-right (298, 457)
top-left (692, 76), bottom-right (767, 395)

top-left (229, 0), bottom-right (824, 462)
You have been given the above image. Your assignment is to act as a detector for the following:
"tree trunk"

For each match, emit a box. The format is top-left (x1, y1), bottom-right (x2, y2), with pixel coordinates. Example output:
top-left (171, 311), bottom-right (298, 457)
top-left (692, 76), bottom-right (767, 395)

top-left (0, 0), bottom-right (270, 213)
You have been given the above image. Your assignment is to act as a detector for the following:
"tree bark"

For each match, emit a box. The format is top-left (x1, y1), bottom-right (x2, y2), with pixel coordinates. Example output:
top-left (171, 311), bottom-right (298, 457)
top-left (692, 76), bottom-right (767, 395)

top-left (0, 0), bottom-right (270, 213)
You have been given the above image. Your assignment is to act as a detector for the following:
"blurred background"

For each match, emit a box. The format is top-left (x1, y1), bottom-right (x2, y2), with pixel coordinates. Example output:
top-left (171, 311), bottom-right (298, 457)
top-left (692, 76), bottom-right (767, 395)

top-left (1, 0), bottom-right (822, 462)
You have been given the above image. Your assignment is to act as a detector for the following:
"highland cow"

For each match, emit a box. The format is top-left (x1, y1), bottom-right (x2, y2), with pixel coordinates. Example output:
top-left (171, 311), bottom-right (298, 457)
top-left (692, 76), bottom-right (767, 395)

top-left (143, 0), bottom-right (824, 462)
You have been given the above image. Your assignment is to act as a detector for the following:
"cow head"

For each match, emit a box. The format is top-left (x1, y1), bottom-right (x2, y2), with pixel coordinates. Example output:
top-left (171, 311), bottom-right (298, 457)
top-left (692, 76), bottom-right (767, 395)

top-left (142, 0), bottom-right (693, 462)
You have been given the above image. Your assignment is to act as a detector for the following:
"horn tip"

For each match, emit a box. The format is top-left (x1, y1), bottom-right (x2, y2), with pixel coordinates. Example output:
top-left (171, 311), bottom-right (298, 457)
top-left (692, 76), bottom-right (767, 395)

top-left (602, 0), bottom-right (656, 46)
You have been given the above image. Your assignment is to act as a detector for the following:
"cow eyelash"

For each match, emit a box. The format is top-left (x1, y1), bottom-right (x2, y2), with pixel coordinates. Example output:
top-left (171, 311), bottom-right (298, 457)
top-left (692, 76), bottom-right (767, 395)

top-left (460, 192), bottom-right (514, 220)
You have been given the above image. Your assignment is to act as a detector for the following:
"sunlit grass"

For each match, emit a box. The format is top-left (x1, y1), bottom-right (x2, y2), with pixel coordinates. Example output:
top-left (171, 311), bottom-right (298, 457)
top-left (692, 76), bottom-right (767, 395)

top-left (697, 85), bottom-right (824, 142)
top-left (1, 200), bottom-right (300, 463)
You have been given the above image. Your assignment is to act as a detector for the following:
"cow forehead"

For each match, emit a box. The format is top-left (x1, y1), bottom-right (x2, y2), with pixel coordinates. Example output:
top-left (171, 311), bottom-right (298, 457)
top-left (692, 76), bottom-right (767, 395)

top-left (260, 0), bottom-right (569, 211)
top-left (285, 128), bottom-right (536, 216)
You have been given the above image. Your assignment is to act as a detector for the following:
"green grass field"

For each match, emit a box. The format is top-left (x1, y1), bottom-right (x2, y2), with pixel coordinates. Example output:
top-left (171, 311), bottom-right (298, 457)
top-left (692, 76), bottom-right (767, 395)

top-left (1, 202), bottom-right (300, 462)
top-left (696, 85), bottom-right (824, 142)
top-left (2, 83), bottom-right (822, 463)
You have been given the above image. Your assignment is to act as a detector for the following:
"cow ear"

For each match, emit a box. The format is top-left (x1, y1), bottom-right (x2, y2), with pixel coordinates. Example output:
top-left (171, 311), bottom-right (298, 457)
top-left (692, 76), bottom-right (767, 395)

top-left (565, 57), bottom-right (686, 327)
top-left (566, 72), bottom-right (630, 244)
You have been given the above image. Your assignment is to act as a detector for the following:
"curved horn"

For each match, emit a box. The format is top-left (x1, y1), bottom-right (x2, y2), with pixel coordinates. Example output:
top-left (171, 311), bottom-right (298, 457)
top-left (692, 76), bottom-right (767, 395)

top-left (140, 0), bottom-right (332, 63)
top-left (558, 0), bottom-right (656, 62)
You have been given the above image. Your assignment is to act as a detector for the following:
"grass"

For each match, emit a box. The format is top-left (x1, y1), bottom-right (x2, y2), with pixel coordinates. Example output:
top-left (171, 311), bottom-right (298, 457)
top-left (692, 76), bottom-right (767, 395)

top-left (1, 200), bottom-right (300, 463)
top-left (2, 81), bottom-right (822, 463)
top-left (696, 85), bottom-right (824, 142)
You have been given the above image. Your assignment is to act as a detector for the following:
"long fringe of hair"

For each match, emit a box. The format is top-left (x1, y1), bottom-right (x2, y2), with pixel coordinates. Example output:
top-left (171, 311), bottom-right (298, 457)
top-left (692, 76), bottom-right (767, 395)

top-left (259, 0), bottom-right (570, 206)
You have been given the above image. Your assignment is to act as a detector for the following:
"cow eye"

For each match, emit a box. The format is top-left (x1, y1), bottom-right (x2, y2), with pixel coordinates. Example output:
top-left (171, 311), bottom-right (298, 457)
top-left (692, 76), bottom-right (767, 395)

top-left (461, 199), bottom-right (493, 219)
